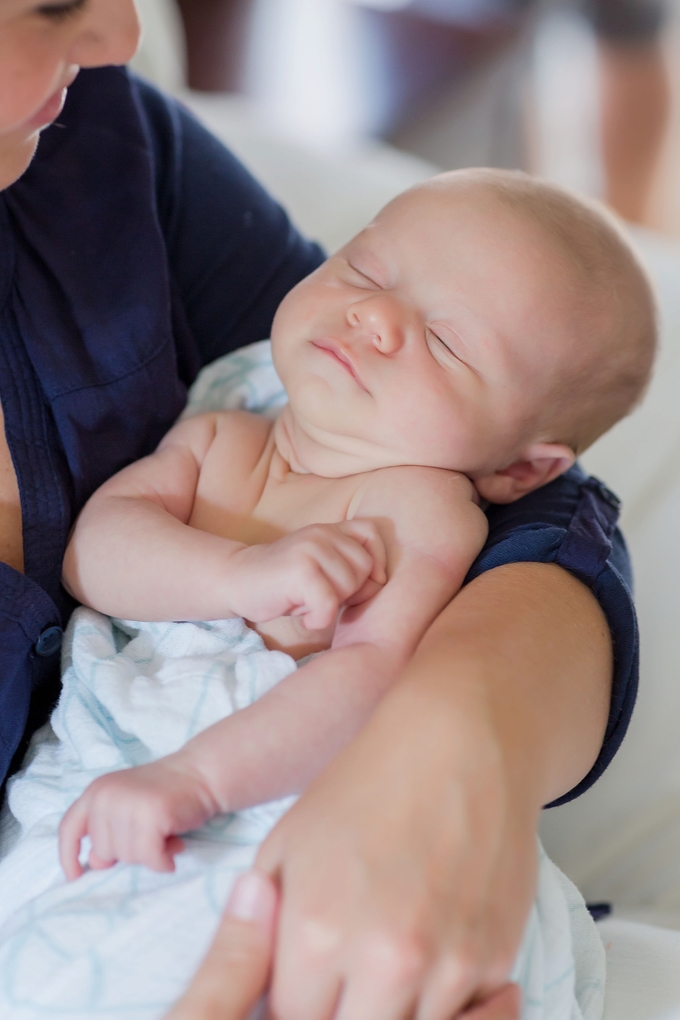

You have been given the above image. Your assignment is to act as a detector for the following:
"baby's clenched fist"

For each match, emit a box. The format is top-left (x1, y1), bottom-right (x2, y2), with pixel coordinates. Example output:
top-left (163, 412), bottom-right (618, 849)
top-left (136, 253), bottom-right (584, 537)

top-left (226, 520), bottom-right (387, 630)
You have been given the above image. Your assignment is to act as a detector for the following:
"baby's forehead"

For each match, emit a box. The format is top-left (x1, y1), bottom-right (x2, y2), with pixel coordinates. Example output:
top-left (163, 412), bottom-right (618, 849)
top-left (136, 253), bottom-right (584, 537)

top-left (374, 177), bottom-right (596, 256)
top-left (377, 177), bottom-right (510, 221)
top-left (371, 182), bottom-right (470, 233)
top-left (355, 186), bottom-right (576, 303)
top-left (368, 182), bottom-right (555, 260)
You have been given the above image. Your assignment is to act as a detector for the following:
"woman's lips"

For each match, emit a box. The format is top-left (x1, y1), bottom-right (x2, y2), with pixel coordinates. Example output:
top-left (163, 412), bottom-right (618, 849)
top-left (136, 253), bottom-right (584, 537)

top-left (25, 87), bottom-right (69, 132)
top-left (312, 340), bottom-right (368, 391)
top-left (24, 67), bottom-right (78, 133)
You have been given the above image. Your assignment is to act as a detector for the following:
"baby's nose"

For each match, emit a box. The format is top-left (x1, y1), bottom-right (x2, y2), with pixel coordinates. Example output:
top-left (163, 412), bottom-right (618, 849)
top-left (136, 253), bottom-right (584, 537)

top-left (347, 297), bottom-right (405, 354)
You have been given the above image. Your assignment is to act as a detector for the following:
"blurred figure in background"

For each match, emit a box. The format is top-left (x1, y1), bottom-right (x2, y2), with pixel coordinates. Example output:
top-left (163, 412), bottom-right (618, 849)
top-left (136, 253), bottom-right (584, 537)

top-left (175, 0), bottom-right (670, 225)
top-left (595, 0), bottom-right (670, 220)
top-left (175, 0), bottom-right (251, 91)
top-left (352, 0), bottom-right (671, 223)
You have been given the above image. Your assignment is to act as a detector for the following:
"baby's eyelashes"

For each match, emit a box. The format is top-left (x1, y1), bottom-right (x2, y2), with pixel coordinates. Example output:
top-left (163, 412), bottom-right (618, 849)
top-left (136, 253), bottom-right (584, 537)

top-left (429, 328), bottom-right (453, 353)
top-left (427, 327), bottom-right (476, 375)
top-left (346, 263), bottom-right (381, 289)
top-left (427, 328), bottom-right (461, 362)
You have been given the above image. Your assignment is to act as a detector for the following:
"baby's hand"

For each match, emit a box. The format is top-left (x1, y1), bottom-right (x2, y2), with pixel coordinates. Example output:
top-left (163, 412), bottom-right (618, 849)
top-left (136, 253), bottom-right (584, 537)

top-left (228, 521), bottom-right (387, 630)
top-left (58, 755), bottom-right (218, 881)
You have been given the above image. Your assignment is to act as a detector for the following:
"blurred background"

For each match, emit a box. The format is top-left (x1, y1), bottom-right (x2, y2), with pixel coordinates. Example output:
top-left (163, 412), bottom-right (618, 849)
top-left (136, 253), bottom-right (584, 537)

top-left (131, 0), bottom-right (680, 239)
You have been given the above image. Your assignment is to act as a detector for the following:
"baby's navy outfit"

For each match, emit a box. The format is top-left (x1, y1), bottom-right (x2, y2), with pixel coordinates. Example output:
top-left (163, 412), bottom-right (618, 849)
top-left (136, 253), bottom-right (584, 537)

top-left (0, 66), bottom-right (636, 805)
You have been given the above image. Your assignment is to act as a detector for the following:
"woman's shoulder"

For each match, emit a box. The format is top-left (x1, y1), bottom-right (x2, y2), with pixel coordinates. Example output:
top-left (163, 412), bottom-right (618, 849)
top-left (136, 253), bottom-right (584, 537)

top-left (471, 464), bottom-right (636, 807)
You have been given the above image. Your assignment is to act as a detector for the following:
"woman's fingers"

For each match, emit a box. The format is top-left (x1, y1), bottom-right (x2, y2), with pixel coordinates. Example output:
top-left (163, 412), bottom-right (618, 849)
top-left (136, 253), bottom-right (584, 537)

top-left (459, 985), bottom-right (521, 1020)
top-left (164, 869), bottom-right (277, 1020)
top-left (333, 979), bottom-right (521, 1020)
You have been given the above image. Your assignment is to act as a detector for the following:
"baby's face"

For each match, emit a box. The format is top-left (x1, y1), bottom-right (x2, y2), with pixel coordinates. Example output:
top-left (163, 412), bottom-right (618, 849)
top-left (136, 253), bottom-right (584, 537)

top-left (272, 182), bottom-right (583, 478)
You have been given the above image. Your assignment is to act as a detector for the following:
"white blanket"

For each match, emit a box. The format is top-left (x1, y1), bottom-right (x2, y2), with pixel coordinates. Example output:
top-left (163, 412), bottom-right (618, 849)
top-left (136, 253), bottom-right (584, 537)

top-left (0, 344), bottom-right (605, 1020)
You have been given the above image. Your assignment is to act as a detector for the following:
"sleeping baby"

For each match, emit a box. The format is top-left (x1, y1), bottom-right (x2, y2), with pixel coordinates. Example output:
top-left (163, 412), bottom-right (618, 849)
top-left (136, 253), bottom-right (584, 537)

top-left (57, 167), bottom-right (655, 880)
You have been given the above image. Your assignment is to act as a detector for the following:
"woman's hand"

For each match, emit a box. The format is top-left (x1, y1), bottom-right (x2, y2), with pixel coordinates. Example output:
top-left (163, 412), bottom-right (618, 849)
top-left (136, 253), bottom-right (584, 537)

top-left (164, 869), bottom-right (276, 1020)
top-left (254, 562), bottom-right (612, 1020)
top-left (164, 869), bottom-right (520, 1020)
top-left (256, 685), bottom-right (536, 1020)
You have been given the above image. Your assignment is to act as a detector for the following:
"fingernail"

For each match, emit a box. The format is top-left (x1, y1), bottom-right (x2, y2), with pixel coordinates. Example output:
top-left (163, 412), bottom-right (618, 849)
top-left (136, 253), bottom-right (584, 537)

top-left (225, 869), bottom-right (276, 927)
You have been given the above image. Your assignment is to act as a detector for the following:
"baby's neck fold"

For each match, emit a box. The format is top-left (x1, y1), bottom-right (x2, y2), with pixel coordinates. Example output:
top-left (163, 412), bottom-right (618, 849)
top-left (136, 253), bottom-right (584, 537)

top-left (272, 406), bottom-right (382, 479)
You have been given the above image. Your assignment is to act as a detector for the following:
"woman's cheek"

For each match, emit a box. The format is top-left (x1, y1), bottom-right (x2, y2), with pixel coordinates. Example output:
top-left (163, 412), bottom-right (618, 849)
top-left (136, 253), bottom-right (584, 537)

top-left (0, 33), bottom-right (63, 135)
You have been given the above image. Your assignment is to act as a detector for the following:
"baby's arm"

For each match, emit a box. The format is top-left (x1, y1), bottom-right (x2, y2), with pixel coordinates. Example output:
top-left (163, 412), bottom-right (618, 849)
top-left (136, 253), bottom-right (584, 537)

top-left (63, 411), bottom-right (384, 625)
top-left (60, 467), bottom-right (488, 878)
top-left (178, 467), bottom-right (489, 806)
top-left (64, 412), bottom-right (233, 620)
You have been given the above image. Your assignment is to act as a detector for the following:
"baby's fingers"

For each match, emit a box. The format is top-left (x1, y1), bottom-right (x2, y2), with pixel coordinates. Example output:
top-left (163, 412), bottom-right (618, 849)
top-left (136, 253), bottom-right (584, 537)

top-left (166, 835), bottom-right (186, 857)
top-left (340, 520), bottom-right (388, 585)
top-left (91, 815), bottom-right (177, 873)
top-left (152, 834), bottom-right (185, 873)
top-left (299, 573), bottom-right (343, 631)
top-left (88, 849), bottom-right (119, 871)
top-left (344, 576), bottom-right (384, 608)
top-left (133, 824), bottom-right (181, 873)
top-left (59, 798), bottom-right (90, 881)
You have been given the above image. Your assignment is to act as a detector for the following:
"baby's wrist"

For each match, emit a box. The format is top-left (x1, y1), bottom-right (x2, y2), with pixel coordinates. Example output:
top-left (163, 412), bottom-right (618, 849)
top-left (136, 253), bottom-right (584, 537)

top-left (220, 543), bottom-right (273, 621)
top-left (164, 749), bottom-right (224, 817)
top-left (216, 542), bottom-right (255, 618)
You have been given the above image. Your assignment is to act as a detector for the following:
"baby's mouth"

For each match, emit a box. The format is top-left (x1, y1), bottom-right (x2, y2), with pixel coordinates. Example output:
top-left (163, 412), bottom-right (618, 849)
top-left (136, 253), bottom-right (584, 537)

top-left (312, 339), bottom-right (369, 392)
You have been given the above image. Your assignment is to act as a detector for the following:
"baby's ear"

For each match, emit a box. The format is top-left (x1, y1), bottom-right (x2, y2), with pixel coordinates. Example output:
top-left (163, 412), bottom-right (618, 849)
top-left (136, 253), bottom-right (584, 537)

top-left (474, 443), bottom-right (576, 504)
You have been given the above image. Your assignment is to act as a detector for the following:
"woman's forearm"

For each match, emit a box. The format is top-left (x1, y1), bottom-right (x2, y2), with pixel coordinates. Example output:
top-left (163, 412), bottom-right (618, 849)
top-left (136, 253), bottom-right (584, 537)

top-left (254, 561), bottom-right (613, 1020)
top-left (394, 560), bottom-right (612, 811)
top-left (201, 558), bottom-right (612, 819)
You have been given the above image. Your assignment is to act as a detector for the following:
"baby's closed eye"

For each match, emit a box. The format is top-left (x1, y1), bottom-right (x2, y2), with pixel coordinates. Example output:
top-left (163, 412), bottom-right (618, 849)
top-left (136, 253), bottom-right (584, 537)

top-left (346, 262), bottom-right (382, 289)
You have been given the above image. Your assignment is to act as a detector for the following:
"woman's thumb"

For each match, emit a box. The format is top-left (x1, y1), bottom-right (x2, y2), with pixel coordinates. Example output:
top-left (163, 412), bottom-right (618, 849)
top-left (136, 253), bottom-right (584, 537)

top-left (164, 869), bottom-right (278, 1020)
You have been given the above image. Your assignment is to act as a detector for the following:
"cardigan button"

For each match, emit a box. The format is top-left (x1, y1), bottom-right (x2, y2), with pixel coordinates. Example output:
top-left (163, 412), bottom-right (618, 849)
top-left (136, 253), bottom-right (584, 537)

top-left (34, 626), bottom-right (63, 658)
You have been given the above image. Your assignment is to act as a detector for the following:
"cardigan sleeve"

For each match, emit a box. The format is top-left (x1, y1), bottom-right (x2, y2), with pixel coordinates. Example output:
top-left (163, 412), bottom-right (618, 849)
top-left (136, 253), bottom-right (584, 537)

top-left (133, 76), bottom-right (325, 374)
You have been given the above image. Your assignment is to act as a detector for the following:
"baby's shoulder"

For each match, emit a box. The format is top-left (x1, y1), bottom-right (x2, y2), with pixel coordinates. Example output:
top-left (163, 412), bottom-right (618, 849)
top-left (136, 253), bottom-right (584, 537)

top-left (353, 465), bottom-right (488, 554)
top-left (210, 408), bottom-right (273, 441)
top-left (164, 409), bottom-right (271, 455)
top-left (194, 408), bottom-right (273, 458)
top-left (358, 464), bottom-right (478, 509)
top-left (187, 409), bottom-right (274, 485)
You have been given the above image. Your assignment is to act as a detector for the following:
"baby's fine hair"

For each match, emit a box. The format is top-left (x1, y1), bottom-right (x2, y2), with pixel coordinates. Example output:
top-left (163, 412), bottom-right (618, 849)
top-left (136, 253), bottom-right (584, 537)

top-left (437, 168), bottom-right (658, 454)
